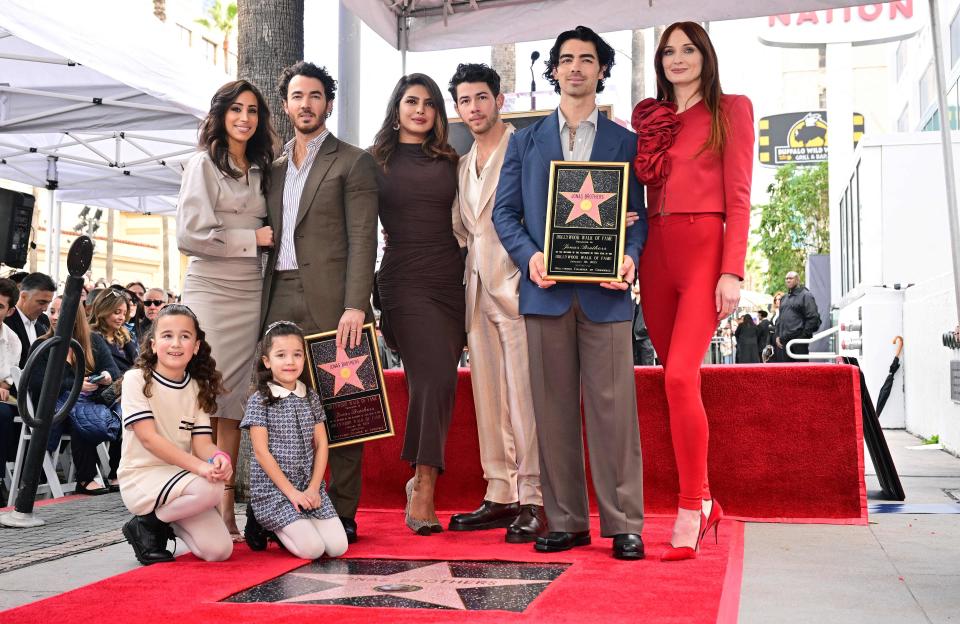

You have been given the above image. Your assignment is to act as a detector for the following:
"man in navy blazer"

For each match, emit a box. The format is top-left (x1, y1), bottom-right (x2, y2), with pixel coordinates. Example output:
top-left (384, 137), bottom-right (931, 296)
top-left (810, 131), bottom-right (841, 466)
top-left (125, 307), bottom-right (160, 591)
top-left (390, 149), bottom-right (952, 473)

top-left (493, 26), bottom-right (647, 560)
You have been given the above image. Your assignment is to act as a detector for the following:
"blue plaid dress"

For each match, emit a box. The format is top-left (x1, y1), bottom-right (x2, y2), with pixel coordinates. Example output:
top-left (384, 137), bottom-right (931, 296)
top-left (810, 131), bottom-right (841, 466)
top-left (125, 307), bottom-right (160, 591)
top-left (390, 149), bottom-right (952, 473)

top-left (240, 383), bottom-right (337, 531)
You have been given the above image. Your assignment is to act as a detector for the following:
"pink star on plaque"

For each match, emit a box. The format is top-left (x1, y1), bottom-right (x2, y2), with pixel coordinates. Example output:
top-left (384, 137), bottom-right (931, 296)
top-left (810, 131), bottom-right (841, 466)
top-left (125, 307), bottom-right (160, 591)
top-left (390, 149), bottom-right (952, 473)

top-left (318, 347), bottom-right (369, 394)
top-left (560, 172), bottom-right (614, 226)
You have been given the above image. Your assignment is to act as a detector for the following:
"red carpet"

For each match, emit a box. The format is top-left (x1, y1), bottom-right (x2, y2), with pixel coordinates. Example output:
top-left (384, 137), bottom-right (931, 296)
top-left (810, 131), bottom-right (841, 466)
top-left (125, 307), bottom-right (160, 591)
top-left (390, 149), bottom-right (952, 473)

top-left (368, 365), bottom-right (867, 523)
top-left (0, 510), bottom-right (744, 623)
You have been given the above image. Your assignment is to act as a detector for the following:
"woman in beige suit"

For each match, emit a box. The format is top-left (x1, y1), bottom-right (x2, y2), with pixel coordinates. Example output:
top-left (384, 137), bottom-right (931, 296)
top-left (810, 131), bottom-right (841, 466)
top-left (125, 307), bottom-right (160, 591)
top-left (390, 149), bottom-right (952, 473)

top-left (177, 80), bottom-right (276, 539)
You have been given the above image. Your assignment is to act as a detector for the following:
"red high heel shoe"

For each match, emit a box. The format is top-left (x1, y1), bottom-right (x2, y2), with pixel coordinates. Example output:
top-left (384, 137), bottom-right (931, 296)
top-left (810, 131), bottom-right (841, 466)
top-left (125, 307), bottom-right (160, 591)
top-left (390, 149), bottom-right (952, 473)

top-left (660, 509), bottom-right (705, 562)
top-left (700, 499), bottom-right (724, 545)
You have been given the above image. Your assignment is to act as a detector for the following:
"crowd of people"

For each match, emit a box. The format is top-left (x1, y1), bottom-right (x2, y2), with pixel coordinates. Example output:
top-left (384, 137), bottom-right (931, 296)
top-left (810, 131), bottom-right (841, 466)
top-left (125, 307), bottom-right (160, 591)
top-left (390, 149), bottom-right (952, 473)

top-left (1, 21), bottom-right (794, 568)
top-left (711, 270), bottom-right (823, 365)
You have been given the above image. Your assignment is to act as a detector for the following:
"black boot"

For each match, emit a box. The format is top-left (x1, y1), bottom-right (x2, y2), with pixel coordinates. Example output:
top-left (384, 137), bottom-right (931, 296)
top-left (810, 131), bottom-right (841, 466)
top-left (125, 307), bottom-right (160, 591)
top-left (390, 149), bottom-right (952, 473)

top-left (244, 503), bottom-right (272, 551)
top-left (122, 512), bottom-right (175, 565)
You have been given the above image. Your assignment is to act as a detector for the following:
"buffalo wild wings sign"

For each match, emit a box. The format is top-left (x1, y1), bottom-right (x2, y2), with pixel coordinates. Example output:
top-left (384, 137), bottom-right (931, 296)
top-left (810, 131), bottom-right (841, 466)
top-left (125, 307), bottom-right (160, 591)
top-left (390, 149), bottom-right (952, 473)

top-left (758, 111), bottom-right (865, 166)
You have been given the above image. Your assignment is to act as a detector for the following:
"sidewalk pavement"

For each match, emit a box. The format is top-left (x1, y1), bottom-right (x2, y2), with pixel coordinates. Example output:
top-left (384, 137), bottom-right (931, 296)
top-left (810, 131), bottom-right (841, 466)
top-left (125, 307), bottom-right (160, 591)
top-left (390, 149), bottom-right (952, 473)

top-left (740, 429), bottom-right (960, 623)
top-left (1, 429), bottom-right (958, 620)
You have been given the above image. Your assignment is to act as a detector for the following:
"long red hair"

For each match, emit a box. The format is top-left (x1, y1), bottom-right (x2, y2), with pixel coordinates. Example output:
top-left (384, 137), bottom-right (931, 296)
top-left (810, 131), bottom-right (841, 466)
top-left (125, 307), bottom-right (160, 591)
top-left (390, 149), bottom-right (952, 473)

top-left (654, 22), bottom-right (727, 154)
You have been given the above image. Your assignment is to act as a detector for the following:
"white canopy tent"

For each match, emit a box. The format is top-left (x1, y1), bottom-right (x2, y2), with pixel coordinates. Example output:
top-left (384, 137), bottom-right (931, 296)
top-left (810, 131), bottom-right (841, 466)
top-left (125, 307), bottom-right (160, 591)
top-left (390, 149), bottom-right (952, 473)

top-left (343, 0), bottom-right (872, 52)
top-left (0, 0), bottom-right (225, 277)
top-left (343, 0), bottom-right (960, 326)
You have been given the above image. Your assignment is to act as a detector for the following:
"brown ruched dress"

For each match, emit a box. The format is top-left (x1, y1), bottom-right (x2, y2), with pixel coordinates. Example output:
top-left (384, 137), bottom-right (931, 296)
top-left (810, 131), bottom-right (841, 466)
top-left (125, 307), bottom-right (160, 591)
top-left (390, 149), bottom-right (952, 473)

top-left (376, 143), bottom-right (465, 470)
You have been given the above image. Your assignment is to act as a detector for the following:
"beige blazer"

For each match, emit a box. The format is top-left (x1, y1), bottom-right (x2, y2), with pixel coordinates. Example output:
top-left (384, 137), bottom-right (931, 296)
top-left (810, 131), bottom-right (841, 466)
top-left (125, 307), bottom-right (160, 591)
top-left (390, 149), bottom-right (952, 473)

top-left (453, 124), bottom-right (520, 332)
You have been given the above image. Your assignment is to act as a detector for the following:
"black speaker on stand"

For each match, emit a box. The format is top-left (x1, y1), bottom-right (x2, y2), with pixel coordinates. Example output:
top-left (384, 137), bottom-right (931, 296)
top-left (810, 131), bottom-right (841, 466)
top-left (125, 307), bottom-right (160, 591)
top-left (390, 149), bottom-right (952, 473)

top-left (0, 189), bottom-right (36, 269)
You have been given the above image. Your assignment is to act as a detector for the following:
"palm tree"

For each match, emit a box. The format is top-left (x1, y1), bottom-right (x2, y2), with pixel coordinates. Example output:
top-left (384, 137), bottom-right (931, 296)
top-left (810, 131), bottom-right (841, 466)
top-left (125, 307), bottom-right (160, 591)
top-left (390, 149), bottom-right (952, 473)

top-left (238, 0), bottom-right (303, 144)
top-left (196, 0), bottom-right (238, 73)
top-left (233, 0), bottom-right (304, 499)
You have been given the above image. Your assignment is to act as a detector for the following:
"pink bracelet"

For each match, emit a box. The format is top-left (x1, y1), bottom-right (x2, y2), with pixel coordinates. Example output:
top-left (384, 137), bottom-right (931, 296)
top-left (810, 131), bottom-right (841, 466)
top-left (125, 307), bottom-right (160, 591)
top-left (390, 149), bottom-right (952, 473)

top-left (210, 451), bottom-right (231, 465)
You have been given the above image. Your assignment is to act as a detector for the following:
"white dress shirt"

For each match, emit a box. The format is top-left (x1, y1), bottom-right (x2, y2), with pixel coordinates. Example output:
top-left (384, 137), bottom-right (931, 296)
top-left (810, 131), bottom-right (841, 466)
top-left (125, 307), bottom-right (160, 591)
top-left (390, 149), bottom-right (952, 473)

top-left (0, 323), bottom-right (22, 386)
top-left (17, 308), bottom-right (37, 345)
top-left (558, 106), bottom-right (599, 162)
top-left (277, 130), bottom-right (331, 271)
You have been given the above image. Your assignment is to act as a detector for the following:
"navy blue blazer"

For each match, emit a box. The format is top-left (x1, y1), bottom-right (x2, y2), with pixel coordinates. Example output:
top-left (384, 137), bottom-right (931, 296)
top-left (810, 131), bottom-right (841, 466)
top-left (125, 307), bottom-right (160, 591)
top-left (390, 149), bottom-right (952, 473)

top-left (492, 110), bottom-right (647, 323)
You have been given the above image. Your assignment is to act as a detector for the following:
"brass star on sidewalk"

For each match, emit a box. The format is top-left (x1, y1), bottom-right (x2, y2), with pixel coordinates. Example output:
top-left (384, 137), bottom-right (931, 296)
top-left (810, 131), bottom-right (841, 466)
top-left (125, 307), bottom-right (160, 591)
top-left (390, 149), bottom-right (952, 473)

top-left (280, 561), bottom-right (549, 610)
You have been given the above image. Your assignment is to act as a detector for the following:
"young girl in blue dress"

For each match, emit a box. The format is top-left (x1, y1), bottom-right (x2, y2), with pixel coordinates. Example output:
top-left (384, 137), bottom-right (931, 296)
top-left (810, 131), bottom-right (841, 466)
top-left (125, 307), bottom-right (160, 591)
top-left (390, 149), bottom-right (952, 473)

top-left (241, 321), bottom-right (348, 559)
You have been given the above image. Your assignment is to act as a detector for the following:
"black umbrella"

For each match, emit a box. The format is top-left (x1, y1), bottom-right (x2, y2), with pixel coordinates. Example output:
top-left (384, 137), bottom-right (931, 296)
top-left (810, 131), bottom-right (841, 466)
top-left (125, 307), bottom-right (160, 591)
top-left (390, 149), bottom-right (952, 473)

top-left (875, 336), bottom-right (904, 417)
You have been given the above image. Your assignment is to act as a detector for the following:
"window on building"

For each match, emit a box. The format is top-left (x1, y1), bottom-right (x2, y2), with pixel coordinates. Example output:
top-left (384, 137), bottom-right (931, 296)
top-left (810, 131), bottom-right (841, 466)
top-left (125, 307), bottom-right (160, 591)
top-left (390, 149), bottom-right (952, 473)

top-left (951, 82), bottom-right (960, 130)
top-left (818, 87), bottom-right (827, 109)
top-left (177, 24), bottom-right (192, 46)
top-left (920, 62), bottom-right (935, 113)
top-left (818, 45), bottom-right (826, 69)
top-left (202, 38), bottom-right (217, 64)
top-left (897, 106), bottom-right (909, 132)
top-left (896, 39), bottom-right (907, 81)
top-left (923, 113), bottom-right (941, 131)
top-left (951, 6), bottom-right (960, 66)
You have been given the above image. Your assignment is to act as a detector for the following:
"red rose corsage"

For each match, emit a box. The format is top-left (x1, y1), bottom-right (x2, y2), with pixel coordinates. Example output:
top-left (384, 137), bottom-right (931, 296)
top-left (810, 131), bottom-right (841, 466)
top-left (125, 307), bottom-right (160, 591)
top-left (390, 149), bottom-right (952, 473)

top-left (631, 98), bottom-right (680, 187)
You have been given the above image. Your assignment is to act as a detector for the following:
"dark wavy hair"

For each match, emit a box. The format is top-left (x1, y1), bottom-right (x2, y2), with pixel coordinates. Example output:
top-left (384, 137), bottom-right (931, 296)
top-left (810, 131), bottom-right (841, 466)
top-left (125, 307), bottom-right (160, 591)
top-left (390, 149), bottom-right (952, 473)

top-left (543, 26), bottom-right (615, 94)
top-left (134, 304), bottom-right (225, 415)
top-left (369, 73), bottom-right (458, 169)
top-left (254, 321), bottom-right (305, 406)
top-left (655, 22), bottom-right (727, 153)
top-left (277, 61), bottom-right (337, 102)
top-left (197, 80), bottom-right (275, 196)
top-left (448, 63), bottom-right (501, 100)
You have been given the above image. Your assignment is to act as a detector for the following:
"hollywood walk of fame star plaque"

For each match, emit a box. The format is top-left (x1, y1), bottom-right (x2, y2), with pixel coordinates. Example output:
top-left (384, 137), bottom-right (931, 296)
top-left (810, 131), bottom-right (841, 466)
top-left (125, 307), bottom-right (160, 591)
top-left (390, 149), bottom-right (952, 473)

top-left (544, 160), bottom-right (629, 283)
top-left (305, 323), bottom-right (394, 448)
top-left (222, 558), bottom-right (570, 612)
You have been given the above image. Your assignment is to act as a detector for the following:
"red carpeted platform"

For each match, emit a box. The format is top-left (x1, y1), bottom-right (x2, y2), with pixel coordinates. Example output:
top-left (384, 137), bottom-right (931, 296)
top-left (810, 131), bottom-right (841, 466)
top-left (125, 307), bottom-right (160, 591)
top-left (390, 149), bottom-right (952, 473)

top-left (0, 510), bottom-right (745, 624)
top-left (366, 364), bottom-right (866, 524)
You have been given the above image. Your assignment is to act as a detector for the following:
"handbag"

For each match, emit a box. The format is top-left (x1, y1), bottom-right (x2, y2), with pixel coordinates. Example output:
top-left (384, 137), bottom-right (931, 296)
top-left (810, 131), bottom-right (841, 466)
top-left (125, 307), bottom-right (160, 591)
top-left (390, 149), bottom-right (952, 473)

top-left (68, 393), bottom-right (121, 444)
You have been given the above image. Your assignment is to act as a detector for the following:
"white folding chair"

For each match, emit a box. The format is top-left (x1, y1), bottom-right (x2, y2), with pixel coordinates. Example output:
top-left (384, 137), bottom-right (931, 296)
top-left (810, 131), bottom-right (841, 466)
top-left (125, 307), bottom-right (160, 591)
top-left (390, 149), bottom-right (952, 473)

top-left (6, 417), bottom-right (75, 507)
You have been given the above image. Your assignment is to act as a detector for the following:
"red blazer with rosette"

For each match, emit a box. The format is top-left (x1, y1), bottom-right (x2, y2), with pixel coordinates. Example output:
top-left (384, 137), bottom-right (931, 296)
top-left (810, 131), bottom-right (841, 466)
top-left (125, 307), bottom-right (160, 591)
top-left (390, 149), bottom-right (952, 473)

top-left (632, 94), bottom-right (754, 279)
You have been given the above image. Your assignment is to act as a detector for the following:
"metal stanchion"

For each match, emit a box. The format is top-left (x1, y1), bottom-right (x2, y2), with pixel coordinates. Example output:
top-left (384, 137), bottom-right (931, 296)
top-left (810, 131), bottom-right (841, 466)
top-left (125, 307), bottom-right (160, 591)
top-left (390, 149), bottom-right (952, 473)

top-left (0, 236), bottom-right (94, 528)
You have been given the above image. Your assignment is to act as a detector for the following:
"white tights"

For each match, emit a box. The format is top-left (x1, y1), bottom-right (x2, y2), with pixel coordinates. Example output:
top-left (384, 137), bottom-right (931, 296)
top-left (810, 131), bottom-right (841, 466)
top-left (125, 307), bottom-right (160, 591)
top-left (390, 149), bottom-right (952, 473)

top-left (275, 517), bottom-right (349, 560)
top-left (155, 478), bottom-right (232, 562)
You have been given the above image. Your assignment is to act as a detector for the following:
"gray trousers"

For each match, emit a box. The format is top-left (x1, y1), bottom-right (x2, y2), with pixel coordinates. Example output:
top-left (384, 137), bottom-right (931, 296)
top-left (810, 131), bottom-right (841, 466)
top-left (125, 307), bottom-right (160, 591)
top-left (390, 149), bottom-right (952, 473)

top-left (524, 295), bottom-right (645, 537)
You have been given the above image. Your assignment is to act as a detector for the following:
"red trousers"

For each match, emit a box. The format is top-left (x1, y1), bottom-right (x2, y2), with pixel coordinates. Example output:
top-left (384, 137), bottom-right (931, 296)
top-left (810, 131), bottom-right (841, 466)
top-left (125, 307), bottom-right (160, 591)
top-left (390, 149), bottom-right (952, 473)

top-left (639, 214), bottom-right (723, 511)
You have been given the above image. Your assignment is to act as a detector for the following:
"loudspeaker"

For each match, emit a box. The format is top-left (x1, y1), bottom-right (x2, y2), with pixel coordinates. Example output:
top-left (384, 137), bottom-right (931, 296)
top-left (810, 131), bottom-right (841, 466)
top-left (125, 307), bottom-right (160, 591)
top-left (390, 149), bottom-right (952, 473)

top-left (0, 189), bottom-right (35, 269)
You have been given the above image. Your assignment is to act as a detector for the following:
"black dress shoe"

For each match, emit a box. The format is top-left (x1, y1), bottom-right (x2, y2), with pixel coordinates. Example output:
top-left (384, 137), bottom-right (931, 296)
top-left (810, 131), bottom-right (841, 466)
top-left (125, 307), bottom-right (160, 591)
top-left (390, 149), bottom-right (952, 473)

top-left (506, 504), bottom-right (548, 543)
top-left (122, 513), bottom-right (175, 566)
top-left (448, 500), bottom-right (520, 531)
top-left (244, 503), bottom-right (271, 551)
top-left (612, 533), bottom-right (645, 560)
top-left (340, 516), bottom-right (358, 544)
top-left (534, 530), bottom-right (591, 552)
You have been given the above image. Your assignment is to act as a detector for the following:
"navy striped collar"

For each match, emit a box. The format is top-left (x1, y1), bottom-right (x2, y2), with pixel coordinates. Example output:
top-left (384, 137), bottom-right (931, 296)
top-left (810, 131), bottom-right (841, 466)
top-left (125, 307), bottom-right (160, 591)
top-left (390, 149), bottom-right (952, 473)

top-left (153, 370), bottom-right (191, 389)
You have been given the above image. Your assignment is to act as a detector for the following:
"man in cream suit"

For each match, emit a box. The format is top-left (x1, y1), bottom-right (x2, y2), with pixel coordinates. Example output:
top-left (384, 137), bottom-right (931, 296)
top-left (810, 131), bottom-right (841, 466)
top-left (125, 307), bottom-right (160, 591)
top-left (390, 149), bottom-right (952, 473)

top-left (447, 64), bottom-right (545, 544)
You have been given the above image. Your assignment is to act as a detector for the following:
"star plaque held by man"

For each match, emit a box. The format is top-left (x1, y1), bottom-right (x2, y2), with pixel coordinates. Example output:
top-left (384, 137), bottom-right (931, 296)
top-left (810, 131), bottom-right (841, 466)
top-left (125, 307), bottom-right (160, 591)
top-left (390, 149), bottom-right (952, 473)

top-left (544, 161), bottom-right (629, 283)
top-left (305, 323), bottom-right (395, 448)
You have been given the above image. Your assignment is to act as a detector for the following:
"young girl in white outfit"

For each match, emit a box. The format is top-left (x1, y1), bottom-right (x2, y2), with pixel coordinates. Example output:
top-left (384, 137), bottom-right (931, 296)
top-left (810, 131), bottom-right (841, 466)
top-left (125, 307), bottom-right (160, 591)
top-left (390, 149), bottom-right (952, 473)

top-left (241, 321), bottom-right (348, 560)
top-left (118, 304), bottom-right (233, 565)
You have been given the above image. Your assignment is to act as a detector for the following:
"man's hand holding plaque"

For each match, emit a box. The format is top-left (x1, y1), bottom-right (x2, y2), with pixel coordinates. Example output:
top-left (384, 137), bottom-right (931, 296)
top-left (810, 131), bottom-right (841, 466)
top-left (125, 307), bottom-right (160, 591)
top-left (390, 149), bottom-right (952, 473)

top-left (543, 161), bottom-right (630, 283)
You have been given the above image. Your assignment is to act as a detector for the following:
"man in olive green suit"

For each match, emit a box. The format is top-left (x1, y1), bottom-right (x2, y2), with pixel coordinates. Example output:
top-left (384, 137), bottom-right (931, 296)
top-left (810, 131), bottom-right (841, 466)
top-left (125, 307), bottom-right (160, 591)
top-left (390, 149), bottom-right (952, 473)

top-left (260, 62), bottom-right (379, 543)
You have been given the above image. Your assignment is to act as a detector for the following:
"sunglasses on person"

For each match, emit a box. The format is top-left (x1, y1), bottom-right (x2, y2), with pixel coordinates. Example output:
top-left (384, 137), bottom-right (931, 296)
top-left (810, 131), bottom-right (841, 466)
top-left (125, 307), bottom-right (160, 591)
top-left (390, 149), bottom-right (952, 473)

top-left (143, 299), bottom-right (165, 307)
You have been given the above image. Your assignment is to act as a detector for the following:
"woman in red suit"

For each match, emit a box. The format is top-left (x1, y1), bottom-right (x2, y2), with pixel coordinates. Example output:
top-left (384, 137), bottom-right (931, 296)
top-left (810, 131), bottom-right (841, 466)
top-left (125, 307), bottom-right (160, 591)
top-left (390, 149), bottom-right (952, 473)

top-left (631, 22), bottom-right (754, 561)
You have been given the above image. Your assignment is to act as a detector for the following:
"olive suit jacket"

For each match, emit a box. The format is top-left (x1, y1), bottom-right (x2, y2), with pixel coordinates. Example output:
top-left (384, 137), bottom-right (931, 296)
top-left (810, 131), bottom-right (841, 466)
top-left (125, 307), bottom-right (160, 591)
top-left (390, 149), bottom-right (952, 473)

top-left (260, 134), bottom-right (379, 333)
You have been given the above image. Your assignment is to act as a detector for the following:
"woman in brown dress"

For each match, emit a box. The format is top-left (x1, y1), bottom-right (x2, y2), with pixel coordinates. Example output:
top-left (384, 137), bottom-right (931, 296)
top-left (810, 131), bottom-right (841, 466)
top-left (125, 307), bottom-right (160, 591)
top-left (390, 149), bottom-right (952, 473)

top-left (371, 74), bottom-right (464, 535)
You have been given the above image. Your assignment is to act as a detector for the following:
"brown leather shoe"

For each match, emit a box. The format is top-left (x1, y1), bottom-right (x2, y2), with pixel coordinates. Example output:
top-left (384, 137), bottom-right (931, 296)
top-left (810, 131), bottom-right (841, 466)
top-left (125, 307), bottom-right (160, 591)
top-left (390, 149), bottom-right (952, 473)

top-left (448, 500), bottom-right (520, 531)
top-left (506, 504), bottom-right (548, 543)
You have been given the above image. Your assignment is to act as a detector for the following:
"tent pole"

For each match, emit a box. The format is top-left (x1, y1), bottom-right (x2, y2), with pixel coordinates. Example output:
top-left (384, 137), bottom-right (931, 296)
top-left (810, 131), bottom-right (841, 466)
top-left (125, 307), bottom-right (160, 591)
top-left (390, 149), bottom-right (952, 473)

top-left (338, 2), bottom-right (361, 146)
top-left (45, 155), bottom-right (61, 284)
top-left (400, 12), bottom-right (408, 75)
top-left (46, 196), bottom-right (61, 284)
top-left (929, 0), bottom-right (960, 323)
